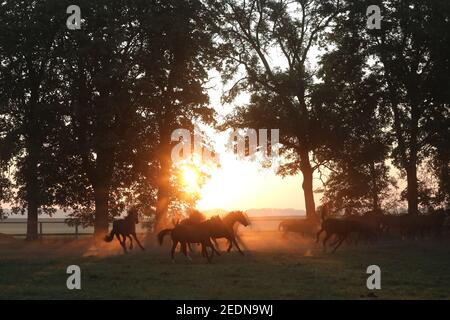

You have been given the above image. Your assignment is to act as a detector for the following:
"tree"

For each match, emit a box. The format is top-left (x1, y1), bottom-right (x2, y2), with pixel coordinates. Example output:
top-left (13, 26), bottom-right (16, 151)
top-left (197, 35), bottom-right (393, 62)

top-left (59, 0), bottom-right (162, 237)
top-left (323, 0), bottom-right (450, 214)
top-left (136, 0), bottom-right (220, 230)
top-left (58, 0), bottom-right (219, 235)
top-left (0, 0), bottom-right (67, 239)
top-left (311, 7), bottom-right (395, 214)
top-left (213, 0), bottom-right (342, 219)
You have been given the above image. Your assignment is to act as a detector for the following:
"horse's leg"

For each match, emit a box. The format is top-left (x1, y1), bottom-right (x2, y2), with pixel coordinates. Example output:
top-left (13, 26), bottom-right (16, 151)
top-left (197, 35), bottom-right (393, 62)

top-left (208, 239), bottom-right (220, 256)
top-left (316, 228), bottom-right (324, 243)
top-left (118, 234), bottom-right (128, 254)
top-left (329, 235), bottom-right (341, 247)
top-left (181, 242), bottom-right (192, 261)
top-left (204, 243), bottom-right (213, 263)
top-left (231, 237), bottom-right (244, 255)
top-left (212, 238), bottom-right (221, 251)
top-left (127, 235), bottom-right (133, 250)
top-left (201, 244), bottom-right (205, 256)
top-left (332, 234), bottom-right (348, 253)
top-left (201, 243), bottom-right (208, 260)
top-left (226, 238), bottom-right (233, 252)
top-left (322, 232), bottom-right (331, 252)
top-left (181, 242), bottom-right (187, 256)
top-left (171, 240), bottom-right (178, 262)
top-left (132, 233), bottom-right (145, 251)
top-left (202, 243), bottom-right (209, 257)
top-left (114, 232), bottom-right (127, 253)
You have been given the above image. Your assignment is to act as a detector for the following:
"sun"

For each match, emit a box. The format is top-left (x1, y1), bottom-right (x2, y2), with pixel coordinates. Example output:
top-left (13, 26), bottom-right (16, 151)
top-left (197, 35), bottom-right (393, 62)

top-left (181, 165), bottom-right (201, 193)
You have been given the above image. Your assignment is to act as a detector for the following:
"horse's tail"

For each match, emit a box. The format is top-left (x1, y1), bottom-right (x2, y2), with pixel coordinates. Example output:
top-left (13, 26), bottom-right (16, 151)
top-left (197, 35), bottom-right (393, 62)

top-left (157, 228), bottom-right (173, 245)
top-left (104, 229), bottom-right (115, 242)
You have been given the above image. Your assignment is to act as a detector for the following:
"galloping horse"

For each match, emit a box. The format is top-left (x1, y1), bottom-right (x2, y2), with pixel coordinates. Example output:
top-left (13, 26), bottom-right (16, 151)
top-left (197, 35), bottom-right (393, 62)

top-left (158, 216), bottom-right (222, 263)
top-left (210, 210), bottom-right (250, 255)
top-left (176, 209), bottom-right (207, 252)
top-left (104, 208), bottom-right (145, 254)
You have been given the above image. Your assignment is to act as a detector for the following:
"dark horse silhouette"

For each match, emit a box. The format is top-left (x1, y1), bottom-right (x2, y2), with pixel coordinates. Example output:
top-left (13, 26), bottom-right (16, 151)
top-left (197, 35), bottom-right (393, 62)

top-left (210, 210), bottom-right (250, 255)
top-left (104, 208), bottom-right (145, 254)
top-left (175, 210), bottom-right (249, 254)
top-left (175, 209), bottom-right (209, 252)
top-left (176, 208), bottom-right (206, 226)
top-left (158, 216), bottom-right (222, 262)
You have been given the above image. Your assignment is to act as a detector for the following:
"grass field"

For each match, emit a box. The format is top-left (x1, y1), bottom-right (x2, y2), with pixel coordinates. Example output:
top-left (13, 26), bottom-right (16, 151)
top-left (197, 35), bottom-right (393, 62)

top-left (0, 231), bottom-right (449, 299)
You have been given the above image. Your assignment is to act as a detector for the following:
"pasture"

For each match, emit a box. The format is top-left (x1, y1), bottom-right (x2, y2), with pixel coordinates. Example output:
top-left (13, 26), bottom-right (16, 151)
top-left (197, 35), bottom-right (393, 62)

top-left (1, 231), bottom-right (449, 299)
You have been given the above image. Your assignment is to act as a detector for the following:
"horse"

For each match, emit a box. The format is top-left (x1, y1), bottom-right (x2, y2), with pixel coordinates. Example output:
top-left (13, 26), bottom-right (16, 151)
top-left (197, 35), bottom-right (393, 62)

top-left (104, 208), bottom-right (145, 254)
top-left (278, 218), bottom-right (320, 238)
top-left (157, 216), bottom-right (222, 263)
top-left (175, 209), bottom-right (207, 252)
top-left (316, 205), bottom-right (372, 253)
top-left (210, 210), bottom-right (250, 254)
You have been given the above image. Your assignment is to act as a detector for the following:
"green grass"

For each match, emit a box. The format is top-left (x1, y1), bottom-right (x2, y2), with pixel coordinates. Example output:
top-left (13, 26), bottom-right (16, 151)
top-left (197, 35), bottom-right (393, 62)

top-left (0, 236), bottom-right (449, 299)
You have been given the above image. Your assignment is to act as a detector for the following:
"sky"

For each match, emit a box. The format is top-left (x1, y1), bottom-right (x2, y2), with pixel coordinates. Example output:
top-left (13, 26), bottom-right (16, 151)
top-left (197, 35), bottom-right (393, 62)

top-left (196, 154), bottom-right (323, 211)
top-left (189, 68), bottom-right (324, 212)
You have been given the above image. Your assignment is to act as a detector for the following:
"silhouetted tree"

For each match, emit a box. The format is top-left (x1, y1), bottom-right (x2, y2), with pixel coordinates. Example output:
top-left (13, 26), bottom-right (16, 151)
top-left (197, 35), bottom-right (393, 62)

top-left (214, 0), bottom-right (342, 219)
top-left (321, 0), bottom-right (450, 214)
top-left (0, 1), bottom-right (67, 239)
top-left (136, 0), bottom-right (220, 230)
top-left (311, 7), bottom-right (395, 213)
top-left (59, 0), bottom-right (162, 236)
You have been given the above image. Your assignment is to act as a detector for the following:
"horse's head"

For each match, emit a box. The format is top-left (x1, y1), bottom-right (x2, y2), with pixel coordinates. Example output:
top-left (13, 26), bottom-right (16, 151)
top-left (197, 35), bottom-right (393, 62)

top-left (128, 208), bottom-right (139, 224)
top-left (229, 210), bottom-right (250, 227)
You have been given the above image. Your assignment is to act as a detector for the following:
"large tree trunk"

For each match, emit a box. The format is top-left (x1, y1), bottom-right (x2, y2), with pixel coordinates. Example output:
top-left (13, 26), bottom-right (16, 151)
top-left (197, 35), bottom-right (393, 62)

top-left (25, 176), bottom-right (39, 241)
top-left (299, 149), bottom-right (317, 220)
top-left (406, 160), bottom-right (419, 215)
top-left (93, 183), bottom-right (110, 238)
top-left (25, 126), bottom-right (39, 241)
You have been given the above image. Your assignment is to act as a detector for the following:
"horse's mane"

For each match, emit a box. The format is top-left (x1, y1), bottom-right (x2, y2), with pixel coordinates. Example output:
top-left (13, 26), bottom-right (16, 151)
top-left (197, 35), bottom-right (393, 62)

top-left (223, 210), bottom-right (249, 227)
top-left (209, 214), bottom-right (222, 221)
top-left (187, 209), bottom-right (206, 223)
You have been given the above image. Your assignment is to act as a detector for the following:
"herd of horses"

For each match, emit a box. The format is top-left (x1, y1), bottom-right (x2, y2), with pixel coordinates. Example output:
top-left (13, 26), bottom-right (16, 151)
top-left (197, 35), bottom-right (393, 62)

top-left (157, 210), bottom-right (249, 262)
top-left (104, 206), bottom-right (450, 260)
top-left (104, 208), bottom-right (250, 262)
top-left (281, 207), bottom-right (450, 253)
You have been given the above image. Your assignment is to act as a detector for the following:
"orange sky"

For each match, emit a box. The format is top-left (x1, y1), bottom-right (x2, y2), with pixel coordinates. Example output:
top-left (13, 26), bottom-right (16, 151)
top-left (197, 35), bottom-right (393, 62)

top-left (196, 155), bottom-right (323, 211)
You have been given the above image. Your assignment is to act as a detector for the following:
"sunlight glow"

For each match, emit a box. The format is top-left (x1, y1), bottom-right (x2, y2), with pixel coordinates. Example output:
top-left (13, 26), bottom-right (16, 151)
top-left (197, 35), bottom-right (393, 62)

top-left (181, 165), bottom-right (201, 193)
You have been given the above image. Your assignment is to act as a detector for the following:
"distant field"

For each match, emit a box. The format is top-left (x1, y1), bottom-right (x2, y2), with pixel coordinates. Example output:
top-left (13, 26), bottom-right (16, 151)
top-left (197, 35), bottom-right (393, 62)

top-left (0, 231), bottom-right (449, 299)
